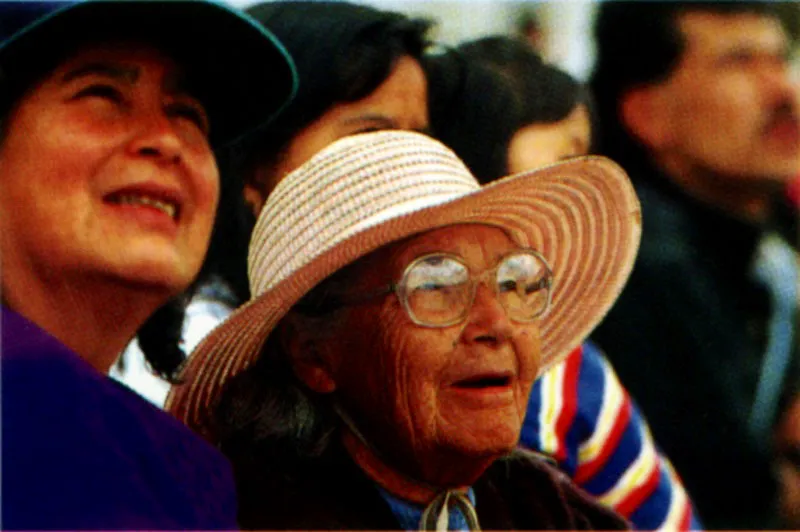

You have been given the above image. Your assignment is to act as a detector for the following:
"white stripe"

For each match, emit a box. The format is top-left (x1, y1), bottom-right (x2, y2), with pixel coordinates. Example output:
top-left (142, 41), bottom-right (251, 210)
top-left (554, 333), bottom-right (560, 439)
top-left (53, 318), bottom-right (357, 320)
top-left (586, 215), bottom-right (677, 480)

top-left (537, 361), bottom-right (566, 456)
top-left (661, 460), bottom-right (690, 530)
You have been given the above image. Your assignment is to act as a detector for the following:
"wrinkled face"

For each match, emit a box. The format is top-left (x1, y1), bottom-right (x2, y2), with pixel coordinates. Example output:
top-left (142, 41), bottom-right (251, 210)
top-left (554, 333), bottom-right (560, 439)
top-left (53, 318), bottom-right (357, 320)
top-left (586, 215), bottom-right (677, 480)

top-left (647, 11), bottom-right (800, 183)
top-left (312, 225), bottom-right (542, 478)
top-left (246, 55), bottom-right (429, 209)
top-left (507, 104), bottom-right (591, 173)
top-left (0, 43), bottom-right (219, 297)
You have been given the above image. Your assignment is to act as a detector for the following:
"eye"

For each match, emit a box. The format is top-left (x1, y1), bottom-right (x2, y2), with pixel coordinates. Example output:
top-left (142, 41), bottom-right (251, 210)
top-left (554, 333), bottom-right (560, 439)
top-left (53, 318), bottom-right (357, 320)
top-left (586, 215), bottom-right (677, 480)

top-left (167, 101), bottom-right (210, 136)
top-left (355, 125), bottom-right (388, 134)
top-left (498, 279), bottom-right (518, 292)
top-left (419, 281), bottom-right (447, 291)
top-left (524, 278), bottom-right (550, 295)
top-left (72, 84), bottom-right (123, 103)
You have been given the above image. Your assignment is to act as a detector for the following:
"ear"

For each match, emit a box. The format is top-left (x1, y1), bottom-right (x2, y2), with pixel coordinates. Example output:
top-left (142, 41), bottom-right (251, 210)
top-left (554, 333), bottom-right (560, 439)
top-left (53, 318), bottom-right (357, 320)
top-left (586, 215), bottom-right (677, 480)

top-left (620, 85), bottom-right (674, 150)
top-left (279, 318), bottom-right (337, 394)
top-left (243, 163), bottom-right (280, 216)
top-left (243, 183), bottom-right (267, 217)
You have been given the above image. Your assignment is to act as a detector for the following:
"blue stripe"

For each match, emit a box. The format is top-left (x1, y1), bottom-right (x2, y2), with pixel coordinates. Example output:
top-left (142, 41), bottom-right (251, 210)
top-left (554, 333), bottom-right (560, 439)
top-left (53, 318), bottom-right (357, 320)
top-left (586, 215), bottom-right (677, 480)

top-left (627, 466), bottom-right (674, 529)
top-left (580, 407), bottom-right (642, 494)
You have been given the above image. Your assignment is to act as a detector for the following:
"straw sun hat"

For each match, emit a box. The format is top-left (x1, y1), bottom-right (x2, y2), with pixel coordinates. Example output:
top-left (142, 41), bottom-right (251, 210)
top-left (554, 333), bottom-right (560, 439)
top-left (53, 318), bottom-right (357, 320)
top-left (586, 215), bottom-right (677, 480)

top-left (167, 130), bottom-right (641, 438)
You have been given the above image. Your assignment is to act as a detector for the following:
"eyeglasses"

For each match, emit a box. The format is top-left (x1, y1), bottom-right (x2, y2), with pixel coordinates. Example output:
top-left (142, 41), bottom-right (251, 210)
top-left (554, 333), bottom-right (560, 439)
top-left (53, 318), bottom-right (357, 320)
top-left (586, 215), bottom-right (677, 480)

top-left (375, 249), bottom-right (553, 328)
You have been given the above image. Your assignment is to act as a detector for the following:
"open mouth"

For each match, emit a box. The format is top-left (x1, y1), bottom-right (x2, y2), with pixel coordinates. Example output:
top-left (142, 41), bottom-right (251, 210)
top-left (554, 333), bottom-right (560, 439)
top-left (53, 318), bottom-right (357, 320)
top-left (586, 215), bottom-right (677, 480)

top-left (453, 374), bottom-right (512, 389)
top-left (105, 191), bottom-right (180, 220)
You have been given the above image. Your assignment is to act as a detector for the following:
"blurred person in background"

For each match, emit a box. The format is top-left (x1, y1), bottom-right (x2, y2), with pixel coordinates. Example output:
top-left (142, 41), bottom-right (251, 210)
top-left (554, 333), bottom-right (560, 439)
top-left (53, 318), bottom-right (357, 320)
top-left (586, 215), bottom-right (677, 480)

top-left (426, 36), bottom-right (699, 530)
top-left (0, 0), bottom-right (296, 528)
top-left (590, 2), bottom-right (800, 528)
top-left (515, 8), bottom-right (545, 54)
top-left (238, 0), bottom-right (432, 219)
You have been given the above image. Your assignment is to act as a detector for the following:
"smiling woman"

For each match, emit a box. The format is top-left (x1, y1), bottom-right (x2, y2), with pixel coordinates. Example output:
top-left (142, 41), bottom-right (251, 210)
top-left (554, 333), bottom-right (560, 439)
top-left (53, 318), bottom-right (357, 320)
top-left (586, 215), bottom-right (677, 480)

top-left (0, 1), bottom-right (297, 529)
top-left (2, 45), bottom-right (220, 308)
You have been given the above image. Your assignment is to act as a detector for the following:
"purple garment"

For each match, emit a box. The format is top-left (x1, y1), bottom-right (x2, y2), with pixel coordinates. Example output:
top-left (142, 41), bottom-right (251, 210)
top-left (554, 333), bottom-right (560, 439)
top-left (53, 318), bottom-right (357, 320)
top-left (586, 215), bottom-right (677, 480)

top-left (1, 306), bottom-right (238, 530)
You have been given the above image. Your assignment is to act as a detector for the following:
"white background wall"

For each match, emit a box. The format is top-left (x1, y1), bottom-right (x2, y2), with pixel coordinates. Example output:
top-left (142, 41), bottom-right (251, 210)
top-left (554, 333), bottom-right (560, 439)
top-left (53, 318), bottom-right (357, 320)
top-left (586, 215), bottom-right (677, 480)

top-left (227, 0), bottom-right (599, 80)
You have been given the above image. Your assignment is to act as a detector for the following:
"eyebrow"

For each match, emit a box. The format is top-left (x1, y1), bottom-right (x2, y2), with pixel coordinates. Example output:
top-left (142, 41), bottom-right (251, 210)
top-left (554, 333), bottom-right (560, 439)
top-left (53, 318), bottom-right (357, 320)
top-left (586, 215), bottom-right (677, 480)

top-left (343, 113), bottom-right (431, 135)
top-left (59, 61), bottom-right (200, 103)
top-left (60, 62), bottom-right (140, 85)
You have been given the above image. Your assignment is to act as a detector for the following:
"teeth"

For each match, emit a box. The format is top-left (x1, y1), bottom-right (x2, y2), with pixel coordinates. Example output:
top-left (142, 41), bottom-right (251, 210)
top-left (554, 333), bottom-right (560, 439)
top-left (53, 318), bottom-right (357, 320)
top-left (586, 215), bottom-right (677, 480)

top-left (116, 194), bottom-right (177, 218)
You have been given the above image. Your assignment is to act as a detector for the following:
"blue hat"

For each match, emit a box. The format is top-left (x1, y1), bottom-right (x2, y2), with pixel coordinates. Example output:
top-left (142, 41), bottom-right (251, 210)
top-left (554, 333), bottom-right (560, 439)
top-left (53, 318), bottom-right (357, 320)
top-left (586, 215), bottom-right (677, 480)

top-left (0, 1), bottom-right (298, 148)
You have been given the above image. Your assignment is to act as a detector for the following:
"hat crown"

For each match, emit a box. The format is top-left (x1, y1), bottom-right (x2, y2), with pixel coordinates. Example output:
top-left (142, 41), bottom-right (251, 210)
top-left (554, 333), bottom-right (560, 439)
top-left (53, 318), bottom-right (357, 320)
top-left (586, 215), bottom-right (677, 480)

top-left (248, 131), bottom-right (480, 297)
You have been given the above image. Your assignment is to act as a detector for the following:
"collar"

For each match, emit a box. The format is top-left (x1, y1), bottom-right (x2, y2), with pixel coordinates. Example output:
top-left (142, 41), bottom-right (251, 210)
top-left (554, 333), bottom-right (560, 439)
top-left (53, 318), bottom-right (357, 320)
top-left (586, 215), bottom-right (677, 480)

top-left (378, 485), bottom-right (478, 531)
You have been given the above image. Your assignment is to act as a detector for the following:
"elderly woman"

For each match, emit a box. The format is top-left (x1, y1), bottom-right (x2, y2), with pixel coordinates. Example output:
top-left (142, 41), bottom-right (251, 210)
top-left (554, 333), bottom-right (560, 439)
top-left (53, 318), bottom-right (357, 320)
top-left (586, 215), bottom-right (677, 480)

top-left (170, 130), bottom-right (640, 530)
top-left (0, 1), bottom-right (295, 528)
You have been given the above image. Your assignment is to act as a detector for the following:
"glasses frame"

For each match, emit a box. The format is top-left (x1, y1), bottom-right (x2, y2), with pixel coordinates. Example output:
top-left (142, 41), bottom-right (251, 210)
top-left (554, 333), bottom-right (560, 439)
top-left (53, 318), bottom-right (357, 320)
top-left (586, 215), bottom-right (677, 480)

top-left (393, 248), bottom-right (554, 329)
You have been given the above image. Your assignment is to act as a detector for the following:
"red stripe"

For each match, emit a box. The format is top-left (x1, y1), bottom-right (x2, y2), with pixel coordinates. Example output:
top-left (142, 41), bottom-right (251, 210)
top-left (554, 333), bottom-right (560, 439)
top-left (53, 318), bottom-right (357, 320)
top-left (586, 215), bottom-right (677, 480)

top-left (574, 396), bottom-right (632, 483)
top-left (679, 500), bottom-right (693, 530)
top-left (615, 458), bottom-right (662, 516)
top-left (552, 346), bottom-right (583, 461)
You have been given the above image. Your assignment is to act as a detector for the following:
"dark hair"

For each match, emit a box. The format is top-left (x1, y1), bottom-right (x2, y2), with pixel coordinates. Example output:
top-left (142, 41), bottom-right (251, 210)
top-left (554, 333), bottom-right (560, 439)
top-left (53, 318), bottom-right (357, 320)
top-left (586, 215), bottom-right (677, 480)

top-left (213, 257), bottom-right (367, 516)
top-left (238, 1), bottom-right (433, 190)
top-left (208, 1), bottom-right (433, 308)
top-left (426, 50), bottom-right (518, 183)
top-left (0, 2), bottom-right (61, 120)
top-left (459, 37), bottom-right (590, 126)
top-left (590, 1), bottom-right (781, 163)
top-left (427, 36), bottom-right (592, 183)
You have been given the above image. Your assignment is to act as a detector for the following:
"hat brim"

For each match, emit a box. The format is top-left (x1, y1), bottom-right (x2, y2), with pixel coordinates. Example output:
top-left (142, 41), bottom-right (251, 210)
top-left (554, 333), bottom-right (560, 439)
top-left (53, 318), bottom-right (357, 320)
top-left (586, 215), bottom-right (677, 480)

top-left (0, 1), bottom-right (297, 149)
top-left (167, 156), bottom-right (641, 440)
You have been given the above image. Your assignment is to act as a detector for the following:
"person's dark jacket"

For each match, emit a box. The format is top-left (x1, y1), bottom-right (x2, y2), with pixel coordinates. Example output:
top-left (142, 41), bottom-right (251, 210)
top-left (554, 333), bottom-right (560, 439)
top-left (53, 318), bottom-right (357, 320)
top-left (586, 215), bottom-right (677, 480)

top-left (232, 438), bottom-right (629, 530)
top-left (592, 151), bottom-right (799, 529)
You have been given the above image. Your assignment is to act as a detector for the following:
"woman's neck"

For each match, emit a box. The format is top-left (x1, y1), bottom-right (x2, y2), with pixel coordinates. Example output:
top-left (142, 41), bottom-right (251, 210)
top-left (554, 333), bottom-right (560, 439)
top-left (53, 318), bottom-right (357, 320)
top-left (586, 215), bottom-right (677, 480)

top-left (3, 272), bottom-right (169, 373)
top-left (341, 427), bottom-right (485, 505)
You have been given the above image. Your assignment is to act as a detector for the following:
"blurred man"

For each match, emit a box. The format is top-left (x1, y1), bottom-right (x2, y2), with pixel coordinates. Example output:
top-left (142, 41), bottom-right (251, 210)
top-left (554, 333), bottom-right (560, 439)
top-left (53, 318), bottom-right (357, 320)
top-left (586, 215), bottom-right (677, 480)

top-left (591, 2), bottom-right (800, 529)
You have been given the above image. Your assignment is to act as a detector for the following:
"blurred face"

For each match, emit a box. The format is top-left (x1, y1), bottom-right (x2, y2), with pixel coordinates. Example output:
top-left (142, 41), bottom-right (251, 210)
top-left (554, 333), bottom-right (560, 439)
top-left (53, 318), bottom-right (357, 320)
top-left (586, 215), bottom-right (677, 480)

top-left (246, 55), bottom-right (429, 210)
top-left (0, 43), bottom-right (219, 298)
top-left (311, 225), bottom-right (542, 483)
top-left (646, 11), bottom-right (800, 183)
top-left (507, 103), bottom-right (591, 173)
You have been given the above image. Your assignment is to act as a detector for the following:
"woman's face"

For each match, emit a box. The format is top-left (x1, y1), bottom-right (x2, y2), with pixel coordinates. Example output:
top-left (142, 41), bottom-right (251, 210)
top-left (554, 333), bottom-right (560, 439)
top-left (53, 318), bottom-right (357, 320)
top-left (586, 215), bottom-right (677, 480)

top-left (300, 224), bottom-right (542, 483)
top-left (245, 55), bottom-right (429, 212)
top-left (507, 103), bottom-right (591, 173)
top-left (0, 43), bottom-right (219, 302)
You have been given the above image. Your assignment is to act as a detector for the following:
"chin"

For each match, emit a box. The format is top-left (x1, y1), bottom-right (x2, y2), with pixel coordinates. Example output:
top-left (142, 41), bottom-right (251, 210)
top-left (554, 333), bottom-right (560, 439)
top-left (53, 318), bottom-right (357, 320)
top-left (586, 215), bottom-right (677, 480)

top-left (447, 427), bottom-right (520, 459)
top-left (110, 259), bottom-right (198, 295)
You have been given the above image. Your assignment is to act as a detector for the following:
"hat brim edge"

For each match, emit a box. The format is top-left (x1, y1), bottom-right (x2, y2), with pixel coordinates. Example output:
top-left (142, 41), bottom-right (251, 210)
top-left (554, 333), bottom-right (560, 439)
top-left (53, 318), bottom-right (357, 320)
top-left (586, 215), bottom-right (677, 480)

top-left (167, 155), bottom-right (642, 440)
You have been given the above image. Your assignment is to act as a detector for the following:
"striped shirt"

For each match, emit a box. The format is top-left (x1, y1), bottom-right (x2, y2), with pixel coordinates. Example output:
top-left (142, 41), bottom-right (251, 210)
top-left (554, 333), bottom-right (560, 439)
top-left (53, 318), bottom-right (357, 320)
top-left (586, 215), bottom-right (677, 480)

top-left (521, 341), bottom-right (701, 530)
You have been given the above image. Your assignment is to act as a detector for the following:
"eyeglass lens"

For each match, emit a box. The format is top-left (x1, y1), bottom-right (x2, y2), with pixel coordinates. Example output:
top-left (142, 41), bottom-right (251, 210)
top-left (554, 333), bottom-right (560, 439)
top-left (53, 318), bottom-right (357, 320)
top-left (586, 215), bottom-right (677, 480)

top-left (401, 251), bottom-right (551, 327)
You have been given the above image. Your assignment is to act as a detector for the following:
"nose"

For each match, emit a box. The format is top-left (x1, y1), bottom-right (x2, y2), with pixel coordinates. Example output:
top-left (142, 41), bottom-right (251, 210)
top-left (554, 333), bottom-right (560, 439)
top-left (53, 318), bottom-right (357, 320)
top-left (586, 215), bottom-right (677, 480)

top-left (128, 109), bottom-right (183, 164)
top-left (461, 283), bottom-right (514, 347)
